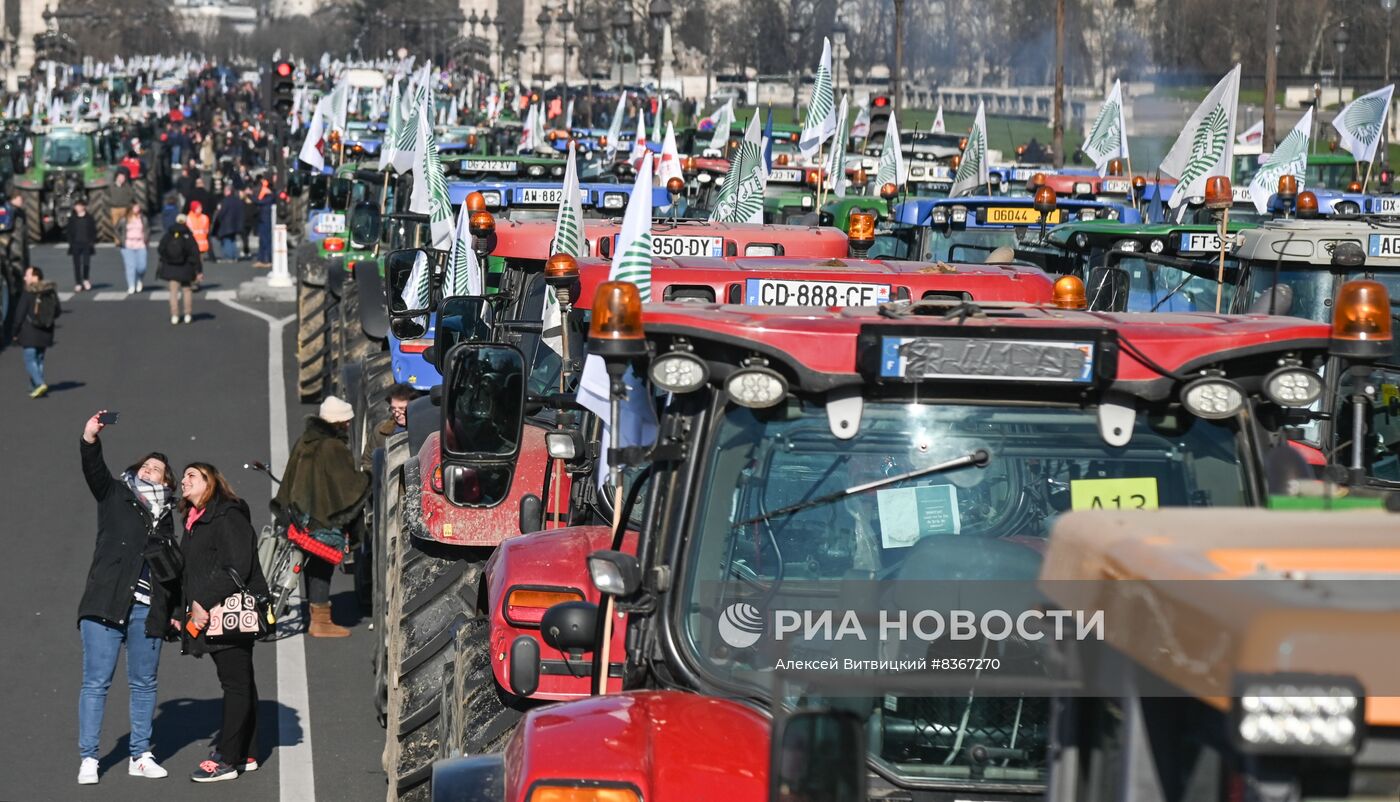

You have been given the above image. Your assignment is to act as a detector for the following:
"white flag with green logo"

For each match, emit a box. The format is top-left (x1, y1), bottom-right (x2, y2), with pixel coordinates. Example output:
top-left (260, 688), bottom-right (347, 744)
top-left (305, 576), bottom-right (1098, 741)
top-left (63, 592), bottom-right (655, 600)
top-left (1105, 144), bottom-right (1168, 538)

top-left (611, 150), bottom-right (655, 300)
top-left (409, 101), bottom-right (454, 250)
top-left (707, 99), bottom-right (735, 153)
top-left (798, 37), bottom-right (836, 162)
top-left (391, 67), bottom-right (431, 174)
top-left (652, 104), bottom-right (663, 147)
top-left (949, 102), bottom-right (989, 197)
top-left (1332, 84), bottom-right (1395, 165)
top-left (825, 94), bottom-right (851, 197)
top-left (543, 143), bottom-right (587, 357)
top-left (1248, 107), bottom-right (1312, 214)
top-left (442, 203), bottom-right (483, 297)
top-left (1160, 64), bottom-right (1240, 209)
top-left (1083, 79), bottom-right (1129, 176)
top-left (379, 77), bottom-right (401, 170)
top-left (399, 250), bottom-right (432, 332)
top-left (874, 110), bottom-right (905, 189)
top-left (605, 91), bottom-right (628, 157)
top-left (710, 113), bottom-right (766, 224)
top-left (932, 105), bottom-right (945, 134)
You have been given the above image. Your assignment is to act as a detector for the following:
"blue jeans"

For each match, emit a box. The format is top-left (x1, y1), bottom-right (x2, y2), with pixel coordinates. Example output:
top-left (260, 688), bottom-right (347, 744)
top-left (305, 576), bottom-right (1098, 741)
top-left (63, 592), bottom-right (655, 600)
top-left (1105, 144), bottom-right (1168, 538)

top-left (22, 346), bottom-right (44, 388)
top-left (220, 236), bottom-right (239, 261)
top-left (257, 221), bottom-right (272, 262)
top-left (79, 604), bottom-right (163, 759)
top-left (120, 247), bottom-right (148, 290)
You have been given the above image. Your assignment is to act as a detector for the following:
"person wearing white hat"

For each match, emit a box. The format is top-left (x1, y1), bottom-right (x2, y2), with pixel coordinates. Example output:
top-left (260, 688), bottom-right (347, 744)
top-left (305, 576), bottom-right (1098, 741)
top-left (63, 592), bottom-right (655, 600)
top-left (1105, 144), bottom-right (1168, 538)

top-left (271, 396), bottom-right (369, 637)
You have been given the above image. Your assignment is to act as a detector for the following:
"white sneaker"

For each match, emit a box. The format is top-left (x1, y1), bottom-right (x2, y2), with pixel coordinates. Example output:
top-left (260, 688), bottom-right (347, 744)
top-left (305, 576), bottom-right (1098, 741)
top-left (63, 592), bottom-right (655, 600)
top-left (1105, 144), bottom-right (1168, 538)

top-left (129, 752), bottom-right (168, 779)
top-left (183, 314), bottom-right (192, 324)
top-left (78, 757), bottom-right (99, 784)
top-left (136, 279), bottom-right (144, 292)
top-left (171, 315), bottom-right (179, 325)
top-left (127, 287), bottom-right (135, 295)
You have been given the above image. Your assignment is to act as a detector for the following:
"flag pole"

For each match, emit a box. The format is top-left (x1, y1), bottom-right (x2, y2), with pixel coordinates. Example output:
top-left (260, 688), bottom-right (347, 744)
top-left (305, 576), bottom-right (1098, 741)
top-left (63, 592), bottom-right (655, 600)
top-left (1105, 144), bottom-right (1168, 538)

top-left (1215, 205), bottom-right (1229, 314)
top-left (1125, 150), bottom-right (1139, 212)
top-left (594, 388), bottom-right (625, 696)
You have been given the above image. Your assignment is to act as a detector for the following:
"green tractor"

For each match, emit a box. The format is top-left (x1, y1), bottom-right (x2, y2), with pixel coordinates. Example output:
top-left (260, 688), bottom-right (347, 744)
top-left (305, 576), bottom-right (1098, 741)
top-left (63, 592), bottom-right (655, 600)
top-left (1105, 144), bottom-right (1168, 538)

top-left (11, 124), bottom-right (124, 243)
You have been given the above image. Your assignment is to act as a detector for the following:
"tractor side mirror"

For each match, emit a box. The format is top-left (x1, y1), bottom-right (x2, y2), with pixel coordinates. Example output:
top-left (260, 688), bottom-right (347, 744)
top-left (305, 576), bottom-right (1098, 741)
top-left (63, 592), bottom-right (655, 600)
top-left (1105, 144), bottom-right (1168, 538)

top-left (348, 201), bottom-right (381, 250)
top-left (1086, 266), bottom-right (1130, 313)
top-left (434, 295), bottom-right (495, 369)
top-left (386, 248), bottom-right (436, 340)
top-left (540, 600), bottom-right (598, 654)
top-left (770, 710), bottom-right (866, 802)
top-left (442, 342), bottom-right (527, 461)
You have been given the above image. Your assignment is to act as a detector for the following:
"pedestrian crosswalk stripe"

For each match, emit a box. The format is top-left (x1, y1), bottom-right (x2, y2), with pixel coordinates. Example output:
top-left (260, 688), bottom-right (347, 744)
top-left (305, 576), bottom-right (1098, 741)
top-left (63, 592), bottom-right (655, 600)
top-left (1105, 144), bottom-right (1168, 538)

top-left (59, 290), bottom-right (237, 303)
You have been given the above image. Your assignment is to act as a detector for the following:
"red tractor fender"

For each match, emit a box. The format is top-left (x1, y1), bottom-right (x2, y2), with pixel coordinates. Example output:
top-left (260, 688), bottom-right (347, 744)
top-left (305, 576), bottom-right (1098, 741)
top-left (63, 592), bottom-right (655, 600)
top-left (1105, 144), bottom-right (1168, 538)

top-left (484, 524), bottom-right (637, 700)
top-left (409, 423), bottom-right (552, 546)
top-left (501, 691), bottom-right (770, 802)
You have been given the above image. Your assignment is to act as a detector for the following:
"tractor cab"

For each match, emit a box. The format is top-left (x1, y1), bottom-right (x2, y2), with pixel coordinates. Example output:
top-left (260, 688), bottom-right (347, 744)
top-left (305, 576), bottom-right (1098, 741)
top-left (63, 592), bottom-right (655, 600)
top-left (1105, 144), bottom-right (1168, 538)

top-left (429, 296), bottom-right (1346, 802)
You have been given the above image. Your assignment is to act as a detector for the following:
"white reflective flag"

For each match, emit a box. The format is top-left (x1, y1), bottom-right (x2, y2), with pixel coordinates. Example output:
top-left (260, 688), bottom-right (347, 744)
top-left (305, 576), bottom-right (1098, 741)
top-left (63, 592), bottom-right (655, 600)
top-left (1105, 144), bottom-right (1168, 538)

top-left (605, 91), bottom-right (628, 156)
top-left (931, 105), bottom-right (945, 134)
top-left (825, 95), bottom-right (851, 197)
top-left (1083, 80), bottom-right (1129, 175)
top-left (651, 104), bottom-right (663, 146)
top-left (710, 114), bottom-right (767, 224)
top-left (658, 121), bottom-right (684, 187)
top-left (399, 250), bottom-right (431, 332)
top-left (532, 102), bottom-right (549, 151)
top-left (379, 78), bottom-right (401, 170)
top-left (409, 101), bottom-right (454, 249)
top-left (1160, 64), bottom-right (1240, 209)
top-left (1236, 119), bottom-right (1264, 146)
top-left (798, 37), bottom-right (836, 161)
top-left (1332, 84), bottom-right (1396, 165)
top-left (565, 97), bottom-right (574, 130)
top-left (1248, 108), bottom-right (1312, 214)
top-left (297, 95), bottom-right (328, 170)
top-left (707, 99), bottom-right (735, 153)
top-left (850, 106), bottom-right (870, 140)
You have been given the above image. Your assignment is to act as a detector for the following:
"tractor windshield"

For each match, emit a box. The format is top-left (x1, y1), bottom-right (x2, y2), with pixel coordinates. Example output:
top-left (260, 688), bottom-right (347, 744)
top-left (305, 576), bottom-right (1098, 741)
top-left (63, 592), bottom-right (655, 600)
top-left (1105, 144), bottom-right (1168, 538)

top-left (44, 135), bottom-right (91, 167)
top-left (679, 399), bottom-right (1246, 789)
top-left (1234, 265), bottom-right (1400, 359)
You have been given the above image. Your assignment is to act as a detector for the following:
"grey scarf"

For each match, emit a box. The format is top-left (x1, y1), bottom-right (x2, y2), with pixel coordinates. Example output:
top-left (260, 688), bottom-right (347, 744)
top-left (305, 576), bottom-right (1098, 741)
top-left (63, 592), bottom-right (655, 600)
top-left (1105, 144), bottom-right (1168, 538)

top-left (124, 471), bottom-right (173, 521)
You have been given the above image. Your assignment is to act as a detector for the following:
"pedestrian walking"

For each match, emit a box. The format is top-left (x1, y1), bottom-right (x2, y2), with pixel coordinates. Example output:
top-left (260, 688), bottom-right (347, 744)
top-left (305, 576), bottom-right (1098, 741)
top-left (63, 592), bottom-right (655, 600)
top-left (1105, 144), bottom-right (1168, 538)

top-left (76, 411), bottom-right (180, 785)
top-left (211, 184), bottom-right (243, 262)
top-left (238, 187), bottom-right (256, 260)
top-left (177, 463), bottom-right (266, 782)
top-left (14, 266), bottom-right (59, 397)
top-left (186, 200), bottom-right (212, 262)
top-left (108, 171), bottom-right (138, 245)
top-left (121, 203), bottom-right (149, 295)
top-left (160, 192), bottom-right (180, 233)
top-left (156, 214), bottom-right (201, 325)
top-left (67, 199), bottom-right (98, 293)
top-left (273, 396), bottom-right (370, 637)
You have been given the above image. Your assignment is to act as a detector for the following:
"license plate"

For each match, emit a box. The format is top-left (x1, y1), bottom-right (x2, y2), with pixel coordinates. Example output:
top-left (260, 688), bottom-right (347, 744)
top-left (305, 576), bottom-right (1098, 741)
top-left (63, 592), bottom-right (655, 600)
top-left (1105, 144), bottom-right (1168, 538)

top-left (315, 213), bottom-right (345, 234)
top-left (516, 187), bottom-right (564, 205)
top-left (650, 235), bottom-right (724, 258)
top-left (983, 206), bottom-right (1062, 225)
top-left (1011, 167), bottom-right (1038, 181)
top-left (1231, 186), bottom-right (1253, 203)
top-left (1369, 233), bottom-right (1400, 256)
top-left (1179, 232), bottom-right (1230, 252)
top-left (1101, 179), bottom-right (1131, 194)
top-left (463, 159), bottom-right (517, 173)
top-left (769, 168), bottom-right (805, 183)
top-left (1374, 197), bottom-right (1400, 214)
top-left (745, 278), bottom-right (891, 307)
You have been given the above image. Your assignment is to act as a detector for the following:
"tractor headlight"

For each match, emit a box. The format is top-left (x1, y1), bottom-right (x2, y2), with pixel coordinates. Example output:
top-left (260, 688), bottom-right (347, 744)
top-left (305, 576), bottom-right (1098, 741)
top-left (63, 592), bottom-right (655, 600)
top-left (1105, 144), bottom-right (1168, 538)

top-left (1073, 181), bottom-right (1092, 195)
top-left (1149, 238), bottom-right (1165, 254)
top-left (650, 351), bottom-right (709, 393)
top-left (603, 193), bottom-right (626, 209)
top-left (527, 164), bottom-right (545, 177)
top-left (551, 165), bottom-right (564, 177)
top-left (1264, 366), bottom-right (1324, 407)
top-left (545, 430), bottom-right (579, 460)
top-left (697, 172), bottom-right (713, 184)
top-left (930, 207), bottom-right (948, 225)
top-left (950, 206), bottom-right (968, 224)
top-left (1079, 208), bottom-right (1097, 221)
top-left (1234, 675), bottom-right (1364, 756)
top-left (479, 190), bottom-right (502, 209)
top-left (725, 366), bottom-right (788, 408)
top-left (1073, 233), bottom-right (1089, 250)
top-left (1112, 238), bottom-right (1140, 252)
top-left (1181, 376), bottom-right (1246, 419)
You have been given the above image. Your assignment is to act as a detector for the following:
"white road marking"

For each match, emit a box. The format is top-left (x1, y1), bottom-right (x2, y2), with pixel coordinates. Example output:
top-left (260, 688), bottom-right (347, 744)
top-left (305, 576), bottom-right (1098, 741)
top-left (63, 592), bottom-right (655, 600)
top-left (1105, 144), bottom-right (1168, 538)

top-left (59, 289), bottom-right (239, 302)
top-left (218, 298), bottom-right (315, 802)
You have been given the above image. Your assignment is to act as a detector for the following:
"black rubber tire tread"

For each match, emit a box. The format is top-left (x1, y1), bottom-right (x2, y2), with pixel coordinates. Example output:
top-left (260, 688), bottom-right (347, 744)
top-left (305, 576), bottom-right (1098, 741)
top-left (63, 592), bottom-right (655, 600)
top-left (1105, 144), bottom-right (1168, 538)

top-left (21, 189), bottom-right (42, 243)
top-left (297, 282), bottom-right (331, 402)
top-left (456, 616), bottom-right (526, 757)
top-left (383, 507), bottom-right (487, 800)
top-left (373, 459), bottom-right (403, 729)
top-left (131, 176), bottom-right (152, 213)
top-left (88, 187), bottom-right (114, 244)
top-left (355, 351), bottom-right (395, 461)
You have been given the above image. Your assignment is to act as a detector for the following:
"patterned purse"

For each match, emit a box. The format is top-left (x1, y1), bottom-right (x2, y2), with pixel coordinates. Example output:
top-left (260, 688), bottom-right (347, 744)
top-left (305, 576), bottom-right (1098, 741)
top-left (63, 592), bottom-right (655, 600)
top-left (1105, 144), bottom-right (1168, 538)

top-left (204, 567), bottom-right (273, 643)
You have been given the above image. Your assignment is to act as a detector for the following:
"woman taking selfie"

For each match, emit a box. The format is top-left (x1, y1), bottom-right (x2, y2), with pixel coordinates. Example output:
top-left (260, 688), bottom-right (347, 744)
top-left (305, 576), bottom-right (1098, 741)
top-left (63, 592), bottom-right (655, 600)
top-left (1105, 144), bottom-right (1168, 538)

top-left (177, 463), bottom-right (266, 783)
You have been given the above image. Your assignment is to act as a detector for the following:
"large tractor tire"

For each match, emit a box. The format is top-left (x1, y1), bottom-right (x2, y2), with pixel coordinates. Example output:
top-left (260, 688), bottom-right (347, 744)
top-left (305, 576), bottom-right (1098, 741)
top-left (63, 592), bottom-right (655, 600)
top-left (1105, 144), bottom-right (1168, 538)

top-left (20, 189), bottom-right (42, 243)
top-left (131, 175), bottom-right (153, 213)
top-left (382, 482), bottom-right (489, 801)
top-left (435, 616), bottom-right (526, 765)
top-left (340, 278), bottom-right (384, 379)
top-left (88, 187), bottom-right (114, 244)
top-left (374, 447), bottom-right (406, 728)
top-left (296, 281), bottom-right (332, 402)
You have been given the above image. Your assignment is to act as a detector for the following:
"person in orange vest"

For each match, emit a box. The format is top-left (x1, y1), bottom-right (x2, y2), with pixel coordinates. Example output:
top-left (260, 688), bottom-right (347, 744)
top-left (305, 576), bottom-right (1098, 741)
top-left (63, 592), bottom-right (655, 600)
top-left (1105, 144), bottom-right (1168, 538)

top-left (186, 200), bottom-right (212, 263)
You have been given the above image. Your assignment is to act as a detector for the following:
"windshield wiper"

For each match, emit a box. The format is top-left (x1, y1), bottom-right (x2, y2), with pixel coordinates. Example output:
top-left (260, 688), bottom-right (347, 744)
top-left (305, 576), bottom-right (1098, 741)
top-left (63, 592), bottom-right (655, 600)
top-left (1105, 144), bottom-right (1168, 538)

top-left (734, 449), bottom-right (991, 528)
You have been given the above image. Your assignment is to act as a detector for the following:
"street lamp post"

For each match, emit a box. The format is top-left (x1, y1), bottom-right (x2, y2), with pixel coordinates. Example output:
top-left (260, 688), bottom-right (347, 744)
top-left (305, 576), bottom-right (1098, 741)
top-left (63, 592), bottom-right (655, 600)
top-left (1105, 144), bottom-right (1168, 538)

top-left (788, 21), bottom-right (803, 115)
top-left (537, 8), bottom-right (553, 90)
top-left (1384, 0), bottom-right (1397, 171)
top-left (558, 2), bottom-right (575, 112)
top-left (832, 19), bottom-right (848, 98)
top-left (612, 6), bottom-right (632, 86)
top-left (648, 0), bottom-right (672, 85)
top-left (1334, 21), bottom-right (1349, 111)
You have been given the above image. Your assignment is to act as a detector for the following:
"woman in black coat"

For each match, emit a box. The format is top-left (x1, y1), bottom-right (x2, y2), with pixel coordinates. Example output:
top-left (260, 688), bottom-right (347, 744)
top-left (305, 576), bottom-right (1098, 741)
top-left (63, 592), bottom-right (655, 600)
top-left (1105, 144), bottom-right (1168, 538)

top-left (67, 199), bottom-right (98, 293)
top-left (156, 216), bottom-right (202, 325)
top-left (77, 411), bottom-right (180, 784)
top-left (177, 462), bottom-right (267, 782)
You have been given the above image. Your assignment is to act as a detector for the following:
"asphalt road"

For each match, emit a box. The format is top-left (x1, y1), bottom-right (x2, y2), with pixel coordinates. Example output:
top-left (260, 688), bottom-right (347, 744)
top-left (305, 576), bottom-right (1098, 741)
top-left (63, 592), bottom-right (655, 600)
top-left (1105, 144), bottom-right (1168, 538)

top-left (0, 244), bottom-right (384, 801)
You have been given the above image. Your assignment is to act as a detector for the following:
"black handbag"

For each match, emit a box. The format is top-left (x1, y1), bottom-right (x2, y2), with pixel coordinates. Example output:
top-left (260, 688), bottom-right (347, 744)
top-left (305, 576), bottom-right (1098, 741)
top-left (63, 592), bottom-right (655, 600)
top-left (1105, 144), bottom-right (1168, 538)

top-left (141, 527), bottom-right (184, 584)
top-left (203, 567), bottom-right (274, 643)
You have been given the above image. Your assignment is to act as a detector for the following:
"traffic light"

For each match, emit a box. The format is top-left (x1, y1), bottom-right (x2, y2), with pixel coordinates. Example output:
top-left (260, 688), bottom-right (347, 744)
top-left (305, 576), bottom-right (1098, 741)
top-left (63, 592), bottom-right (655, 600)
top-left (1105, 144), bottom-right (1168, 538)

top-left (265, 61), bottom-right (296, 118)
top-left (868, 95), bottom-right (892, 148)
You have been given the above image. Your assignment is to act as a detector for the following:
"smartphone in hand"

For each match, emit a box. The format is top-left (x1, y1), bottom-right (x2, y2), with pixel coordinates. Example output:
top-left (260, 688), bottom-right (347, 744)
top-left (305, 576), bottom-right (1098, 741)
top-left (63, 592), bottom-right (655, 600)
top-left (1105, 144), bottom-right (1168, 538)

top-left (97, 412), bottom-right (119, 425)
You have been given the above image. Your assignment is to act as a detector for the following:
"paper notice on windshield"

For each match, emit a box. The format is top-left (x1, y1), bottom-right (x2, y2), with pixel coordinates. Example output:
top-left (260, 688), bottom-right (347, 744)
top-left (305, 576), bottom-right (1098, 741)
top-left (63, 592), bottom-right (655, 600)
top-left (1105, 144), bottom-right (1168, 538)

top-left (876, 485), bottom-right (961, 547)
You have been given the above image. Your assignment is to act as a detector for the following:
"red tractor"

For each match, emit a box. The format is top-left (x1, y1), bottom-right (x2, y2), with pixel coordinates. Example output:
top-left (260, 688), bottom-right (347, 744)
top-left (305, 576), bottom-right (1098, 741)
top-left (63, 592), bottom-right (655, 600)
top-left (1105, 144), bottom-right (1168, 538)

top-left (427, 284), bottom-right (1353, 802)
